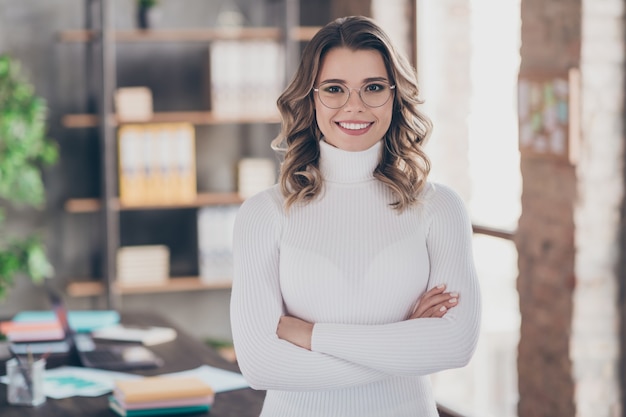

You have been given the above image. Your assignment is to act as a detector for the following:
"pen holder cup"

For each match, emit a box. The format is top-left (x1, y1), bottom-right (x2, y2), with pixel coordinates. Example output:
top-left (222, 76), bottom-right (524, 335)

top-left (7, 357), bottom-right (46, 406)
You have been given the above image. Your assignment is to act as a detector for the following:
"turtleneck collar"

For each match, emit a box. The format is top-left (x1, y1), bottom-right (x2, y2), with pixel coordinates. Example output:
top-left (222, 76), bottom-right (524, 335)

top-left (319, 139), bottom-right (382, 183)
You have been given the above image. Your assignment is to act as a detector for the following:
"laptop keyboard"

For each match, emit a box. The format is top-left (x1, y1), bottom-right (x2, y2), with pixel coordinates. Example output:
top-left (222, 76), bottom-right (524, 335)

top-left (82, 349), bottom-right (120, 363)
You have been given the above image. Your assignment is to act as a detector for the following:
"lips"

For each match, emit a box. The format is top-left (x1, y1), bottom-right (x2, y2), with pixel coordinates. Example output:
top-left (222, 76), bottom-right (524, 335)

top-left (337, 121), bottom-right (372, 130)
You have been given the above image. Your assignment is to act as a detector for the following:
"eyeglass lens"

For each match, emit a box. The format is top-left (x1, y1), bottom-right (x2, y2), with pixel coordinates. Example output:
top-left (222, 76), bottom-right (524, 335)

top-left (316, 82), bottom-right (394, 109)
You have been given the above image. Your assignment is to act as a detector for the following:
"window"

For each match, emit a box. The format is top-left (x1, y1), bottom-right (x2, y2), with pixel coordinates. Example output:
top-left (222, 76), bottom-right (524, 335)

top-left (420, 1), bottom-right (522, 415)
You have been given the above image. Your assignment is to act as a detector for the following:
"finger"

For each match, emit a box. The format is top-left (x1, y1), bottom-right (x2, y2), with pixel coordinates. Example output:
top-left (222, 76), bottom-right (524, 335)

top-left (412, 285), bottom-right (446, 314)
top-left (410, 304), bottom-right (445, 319)
top-left (411, 295), bottom-right (459, 319)
top-left (413, 291), bottom-right (455, 317)
top-left (419, 285), bottom-right (447, 304)
top-left (424, 291), bottom-right (459, 309)
top-left (427, 284), bottom-right (447, 296)
top-left (413, 296), bottom-right (443, 317)
top-left (427, 295), bottom-right (460, 317)
top-left (430, 305), bottom-right (448, 318)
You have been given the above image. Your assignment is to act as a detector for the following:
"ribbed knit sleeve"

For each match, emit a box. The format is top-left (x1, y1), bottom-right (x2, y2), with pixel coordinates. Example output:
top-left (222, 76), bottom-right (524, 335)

top-left (230, 188), bottom-right (387, 391)
top-left (310, 184), bottom-right (481, 376)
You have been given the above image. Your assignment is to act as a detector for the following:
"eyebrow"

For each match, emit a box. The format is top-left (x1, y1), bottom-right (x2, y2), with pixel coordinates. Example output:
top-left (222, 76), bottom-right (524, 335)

top-left (318, 76), bottom-right (390, 85)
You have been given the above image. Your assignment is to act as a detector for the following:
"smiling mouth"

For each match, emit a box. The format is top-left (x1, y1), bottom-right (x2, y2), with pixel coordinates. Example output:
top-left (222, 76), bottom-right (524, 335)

top-left (337, 122), bottom-right (372, 130)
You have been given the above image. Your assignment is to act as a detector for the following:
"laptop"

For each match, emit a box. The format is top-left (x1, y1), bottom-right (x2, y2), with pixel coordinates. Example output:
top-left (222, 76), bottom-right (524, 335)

top-left (11, 289), bottom-right (164, 371)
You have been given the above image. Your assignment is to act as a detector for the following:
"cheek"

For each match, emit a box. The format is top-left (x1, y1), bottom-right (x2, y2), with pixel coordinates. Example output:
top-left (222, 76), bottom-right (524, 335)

top-left (385, 111), bottom-right (393, 128)
top-left (377, 107), bottom-right (393, 130)
top-left (314, 106), bottom-right (331, 132)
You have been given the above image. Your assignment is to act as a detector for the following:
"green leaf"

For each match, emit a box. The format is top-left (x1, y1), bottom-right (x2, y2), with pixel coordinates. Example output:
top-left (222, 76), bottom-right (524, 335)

top-left (138, 0), bottom-right (159, 7)
top-left (0, 250), bottom-right (20, 280)
top-left (0, 53), bottom-right (57, 299)
top-left (26, 243), bottom-right (54, 283)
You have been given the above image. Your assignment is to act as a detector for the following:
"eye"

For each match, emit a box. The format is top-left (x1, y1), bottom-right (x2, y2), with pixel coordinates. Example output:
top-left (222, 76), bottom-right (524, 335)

top-left (322, 84), bottom-right (345, 94)
top-left (364, 83), bottom-right (386, 93)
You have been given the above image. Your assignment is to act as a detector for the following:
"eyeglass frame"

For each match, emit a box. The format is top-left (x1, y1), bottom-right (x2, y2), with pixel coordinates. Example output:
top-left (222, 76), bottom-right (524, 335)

top-left (312, 80), bottom-right (396, 109)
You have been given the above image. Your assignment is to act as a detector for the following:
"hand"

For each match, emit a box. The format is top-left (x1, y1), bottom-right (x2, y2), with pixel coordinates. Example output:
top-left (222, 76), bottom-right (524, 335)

top-left (277, 316), bottom-right (314, 350)
top-left (409, 284), bottom-right (458, 320)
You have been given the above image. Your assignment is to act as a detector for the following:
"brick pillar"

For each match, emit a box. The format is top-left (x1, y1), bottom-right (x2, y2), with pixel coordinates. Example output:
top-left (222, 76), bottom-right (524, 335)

top-left (516, 0), bottom-right (580, 416)
top-left (515, 161), bottom-right (577, 417)
top-left (518, 0), bottom-right (624, 416)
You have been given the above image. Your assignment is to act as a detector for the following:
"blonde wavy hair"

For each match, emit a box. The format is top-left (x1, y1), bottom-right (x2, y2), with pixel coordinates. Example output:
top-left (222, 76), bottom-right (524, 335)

top-left (271, 16), bottom-right (432, 211)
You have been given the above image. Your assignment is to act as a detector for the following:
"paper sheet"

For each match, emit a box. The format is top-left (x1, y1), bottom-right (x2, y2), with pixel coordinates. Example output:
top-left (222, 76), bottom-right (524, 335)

top-left (1, 364), bottom-right (249, 398)
top-left (159, 365), bottom-right (250, 393)
top-left (1, 366), bottom-right (140, 399)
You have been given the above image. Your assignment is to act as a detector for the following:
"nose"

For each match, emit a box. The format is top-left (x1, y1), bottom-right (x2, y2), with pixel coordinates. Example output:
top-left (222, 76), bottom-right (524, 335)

top-left (343, 87), bottom-right (365, 111)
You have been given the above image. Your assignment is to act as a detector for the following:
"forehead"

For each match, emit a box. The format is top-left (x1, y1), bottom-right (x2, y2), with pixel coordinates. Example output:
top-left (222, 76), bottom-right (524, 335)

top-left (317, 47), bottom-right (388, 83)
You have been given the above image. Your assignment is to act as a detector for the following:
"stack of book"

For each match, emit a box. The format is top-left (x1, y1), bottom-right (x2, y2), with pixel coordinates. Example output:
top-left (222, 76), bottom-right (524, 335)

top-left (109, 376), bottom-right (215, 417)
top-left (0, 320), bottom-right (65, 343)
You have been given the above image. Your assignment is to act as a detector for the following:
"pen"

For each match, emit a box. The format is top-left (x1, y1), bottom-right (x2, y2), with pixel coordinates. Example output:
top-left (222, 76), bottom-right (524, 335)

top-left (27, 344), bottom-right (34, 366)
top-left (9, 347), bottom-right (33, 396)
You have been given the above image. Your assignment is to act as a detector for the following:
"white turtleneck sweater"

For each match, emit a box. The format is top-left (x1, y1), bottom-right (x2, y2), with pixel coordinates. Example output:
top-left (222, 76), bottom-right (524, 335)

top-left (230, 140), bottom-right (481, 417)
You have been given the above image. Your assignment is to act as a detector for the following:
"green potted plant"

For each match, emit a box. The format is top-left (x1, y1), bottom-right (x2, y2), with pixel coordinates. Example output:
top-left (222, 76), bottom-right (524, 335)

top-left (0, 53), bottom-right (58, 300)
top-left (137, 0), bottom-right (161, 29)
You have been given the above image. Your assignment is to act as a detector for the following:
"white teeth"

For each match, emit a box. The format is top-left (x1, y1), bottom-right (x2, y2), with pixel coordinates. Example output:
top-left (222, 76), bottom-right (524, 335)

top-left (339, 122), bottom-right (370, 130)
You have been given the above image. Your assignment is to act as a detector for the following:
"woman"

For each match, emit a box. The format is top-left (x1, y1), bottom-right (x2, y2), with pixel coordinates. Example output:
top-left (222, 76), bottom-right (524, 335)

top-left (230, 15), bottom-right (481, 417)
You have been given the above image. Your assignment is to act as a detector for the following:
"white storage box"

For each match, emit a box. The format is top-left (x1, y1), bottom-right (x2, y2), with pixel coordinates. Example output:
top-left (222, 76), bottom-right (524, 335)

top-left (116, 245), bottom-right (169, 286)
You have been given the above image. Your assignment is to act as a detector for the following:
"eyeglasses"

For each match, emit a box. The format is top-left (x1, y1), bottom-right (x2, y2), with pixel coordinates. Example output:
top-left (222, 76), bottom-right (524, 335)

top-left (313, 81), bottom-right (396, 109)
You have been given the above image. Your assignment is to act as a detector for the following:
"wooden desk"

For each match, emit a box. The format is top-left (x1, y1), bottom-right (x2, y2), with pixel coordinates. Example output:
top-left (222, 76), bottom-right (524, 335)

top-left (0, 311), bottom-right (265, 417)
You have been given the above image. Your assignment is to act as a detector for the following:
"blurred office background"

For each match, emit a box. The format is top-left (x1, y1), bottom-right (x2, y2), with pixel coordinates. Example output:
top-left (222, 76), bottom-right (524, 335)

top-left (0, 1), bottom-right (622, 416)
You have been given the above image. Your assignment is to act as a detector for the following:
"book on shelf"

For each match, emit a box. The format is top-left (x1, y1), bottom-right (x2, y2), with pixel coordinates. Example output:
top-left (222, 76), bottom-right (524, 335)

top-left (209, 39), bottom-right (284, 117)
top-left (118, 123), bottom-right (197, 206)
top-left (91, 324), bottom-right (177, 346)
top-left (197, 205), bottom-right (239, 283)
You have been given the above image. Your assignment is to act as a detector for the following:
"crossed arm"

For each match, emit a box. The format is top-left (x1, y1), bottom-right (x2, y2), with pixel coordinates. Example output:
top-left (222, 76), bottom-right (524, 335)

top-left (231, 186), bottom-right (481, 390)
top-left (277, 284), bottom-right (460, 350)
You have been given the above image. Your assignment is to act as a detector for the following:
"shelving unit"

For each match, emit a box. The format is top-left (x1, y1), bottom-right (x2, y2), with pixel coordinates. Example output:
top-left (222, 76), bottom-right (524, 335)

top-left (60, 0), bottom-right (321, 307)
top-left (61, 111), bottom-right (281, 129)
top-left (58, 27), bottom-right (282, 43)
top-left (67, 277), bottom-right (233, 298)
top-left (58, 26), bottom-right (321, 43)
top-left (65, 192), bottom-right (245, 213)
